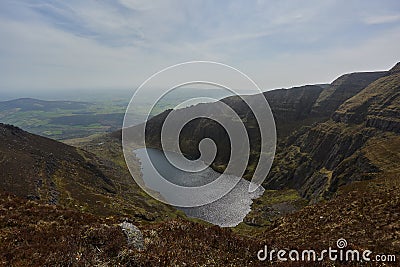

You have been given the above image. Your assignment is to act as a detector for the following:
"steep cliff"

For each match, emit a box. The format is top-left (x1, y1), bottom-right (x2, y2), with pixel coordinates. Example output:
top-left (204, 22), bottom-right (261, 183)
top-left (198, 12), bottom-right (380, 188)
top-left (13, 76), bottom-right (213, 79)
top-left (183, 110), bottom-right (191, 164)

top-left (265, 63), bottom-right (399, 202)
top-left (222, 85), bottom-right (325, 137)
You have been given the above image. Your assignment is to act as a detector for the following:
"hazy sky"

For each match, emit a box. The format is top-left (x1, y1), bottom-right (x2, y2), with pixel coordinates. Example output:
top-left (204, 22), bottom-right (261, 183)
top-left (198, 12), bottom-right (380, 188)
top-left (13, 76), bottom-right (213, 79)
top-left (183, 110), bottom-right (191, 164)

top-left (0, 0), bottom-right (399, 92)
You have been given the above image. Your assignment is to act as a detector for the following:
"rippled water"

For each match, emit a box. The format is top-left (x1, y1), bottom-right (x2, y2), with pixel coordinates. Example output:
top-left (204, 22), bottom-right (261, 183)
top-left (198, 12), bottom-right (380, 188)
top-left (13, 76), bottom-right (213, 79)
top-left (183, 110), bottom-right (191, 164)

top-left (135, 148), bottom-right (264, 227)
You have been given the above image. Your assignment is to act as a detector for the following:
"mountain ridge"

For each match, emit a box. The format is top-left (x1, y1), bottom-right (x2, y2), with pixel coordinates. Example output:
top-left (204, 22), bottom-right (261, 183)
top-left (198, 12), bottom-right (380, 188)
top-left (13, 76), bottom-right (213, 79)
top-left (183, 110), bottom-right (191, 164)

top-left (116, 67), bottom-right (393, 185)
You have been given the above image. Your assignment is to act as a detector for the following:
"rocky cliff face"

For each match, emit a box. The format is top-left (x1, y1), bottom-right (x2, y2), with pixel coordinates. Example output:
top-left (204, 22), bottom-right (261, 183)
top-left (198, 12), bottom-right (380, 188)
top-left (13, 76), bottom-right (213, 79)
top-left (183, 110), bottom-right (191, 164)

top-left (266, 63), bottom-right (399, 202)
top-left (220, 85), bottom-right (325, 137)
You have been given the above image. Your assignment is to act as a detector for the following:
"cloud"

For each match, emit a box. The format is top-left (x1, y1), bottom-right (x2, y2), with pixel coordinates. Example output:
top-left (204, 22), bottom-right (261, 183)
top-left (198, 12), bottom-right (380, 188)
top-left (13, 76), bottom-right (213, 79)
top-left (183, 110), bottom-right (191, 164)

top-left (246, 25), bottom-right (400, 90)
top-left (118, 0), bottom-right (161, 11)
top-left (0, 17), bottom-right (159, 90)
top-left (363, 14), bottom-right (400, 25)
top-left (0, 0), bottom-right (399, 91)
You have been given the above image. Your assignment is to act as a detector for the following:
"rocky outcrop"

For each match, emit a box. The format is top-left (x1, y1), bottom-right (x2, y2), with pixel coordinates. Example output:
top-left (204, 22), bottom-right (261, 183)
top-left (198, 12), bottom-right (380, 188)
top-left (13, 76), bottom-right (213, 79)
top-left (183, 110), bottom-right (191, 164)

top-left (120, 221), bottom-right (144, 250)
top-left (366, 116), bottom-right (400, 133)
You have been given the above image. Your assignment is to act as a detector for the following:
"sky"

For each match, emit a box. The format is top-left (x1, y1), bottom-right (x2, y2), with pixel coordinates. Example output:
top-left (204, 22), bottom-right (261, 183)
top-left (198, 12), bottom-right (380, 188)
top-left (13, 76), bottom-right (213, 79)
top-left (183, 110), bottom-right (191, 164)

top-left (0, 0), bottom-right (399, 92)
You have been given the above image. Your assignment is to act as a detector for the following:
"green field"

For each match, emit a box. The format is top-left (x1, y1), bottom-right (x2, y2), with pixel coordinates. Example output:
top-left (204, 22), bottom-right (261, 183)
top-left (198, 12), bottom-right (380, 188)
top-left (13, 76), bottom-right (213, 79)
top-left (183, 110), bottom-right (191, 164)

top-left (0, 98), bottom-right (131, 140)
top-left (0, 88), bottom-right (230, 140)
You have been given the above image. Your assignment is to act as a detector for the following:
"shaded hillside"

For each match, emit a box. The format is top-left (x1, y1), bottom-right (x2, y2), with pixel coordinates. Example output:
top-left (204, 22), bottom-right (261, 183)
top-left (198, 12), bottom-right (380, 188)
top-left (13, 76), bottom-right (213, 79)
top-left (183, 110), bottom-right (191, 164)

top-left (222, 84), bottom-right (325, 137)
top-left (118, 83), bottom-right (326, 142)
top-left (0, 123), bottom-right (177, 221)
top-left (263, 85), bottom-right (325, 135)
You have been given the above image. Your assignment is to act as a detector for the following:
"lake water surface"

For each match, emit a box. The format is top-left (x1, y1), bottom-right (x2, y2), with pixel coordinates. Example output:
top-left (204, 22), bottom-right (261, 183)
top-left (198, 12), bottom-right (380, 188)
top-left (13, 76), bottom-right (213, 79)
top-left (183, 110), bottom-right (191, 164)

top-left (135, 148), bottom-right (264, 227)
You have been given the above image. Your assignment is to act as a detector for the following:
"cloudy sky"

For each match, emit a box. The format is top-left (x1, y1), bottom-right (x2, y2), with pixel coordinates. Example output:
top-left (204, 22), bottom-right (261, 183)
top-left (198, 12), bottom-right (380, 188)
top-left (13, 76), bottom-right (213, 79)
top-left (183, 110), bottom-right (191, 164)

top-left (0, 0), bottom-right (399, 92)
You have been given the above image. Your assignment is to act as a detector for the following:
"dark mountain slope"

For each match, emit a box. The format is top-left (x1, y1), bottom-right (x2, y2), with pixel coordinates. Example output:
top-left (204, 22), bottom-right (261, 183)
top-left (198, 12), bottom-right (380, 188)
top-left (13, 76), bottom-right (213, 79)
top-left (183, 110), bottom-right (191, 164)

top-left (0, 123), bottom-right (176, 221)
top-left (265, 85), bottom-right (325, 125)
top-left (112, 84), bottom-right (327, 142)
top-left (222, 84), bottom-right (325, 137)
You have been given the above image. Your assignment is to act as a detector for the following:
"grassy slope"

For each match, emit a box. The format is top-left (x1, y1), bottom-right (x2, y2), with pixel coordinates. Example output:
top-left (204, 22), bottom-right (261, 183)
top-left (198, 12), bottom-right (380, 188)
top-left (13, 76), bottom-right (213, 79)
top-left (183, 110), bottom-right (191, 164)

top-left (0, 123), bottom-right (180, 223)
